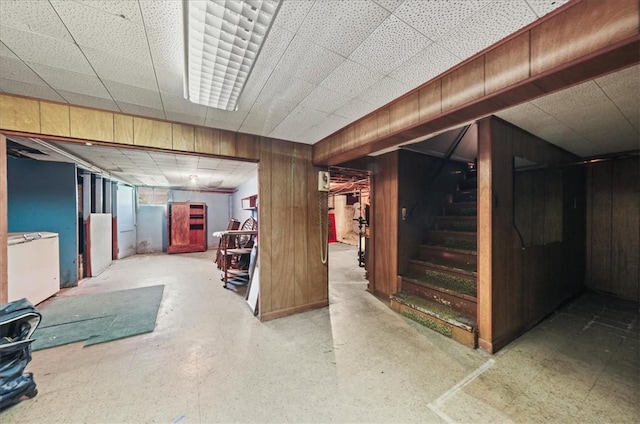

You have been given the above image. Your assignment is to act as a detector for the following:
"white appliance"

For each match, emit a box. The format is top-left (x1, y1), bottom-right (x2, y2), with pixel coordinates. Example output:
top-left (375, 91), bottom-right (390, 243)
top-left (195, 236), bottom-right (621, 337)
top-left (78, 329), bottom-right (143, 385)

top-left (8, 232), bottom-right (60, 305)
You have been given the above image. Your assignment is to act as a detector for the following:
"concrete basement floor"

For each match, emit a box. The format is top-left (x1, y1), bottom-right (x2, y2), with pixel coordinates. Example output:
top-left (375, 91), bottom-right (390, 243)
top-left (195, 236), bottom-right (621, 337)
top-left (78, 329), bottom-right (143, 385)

top-left (2, 243), bottom-right (638, 423)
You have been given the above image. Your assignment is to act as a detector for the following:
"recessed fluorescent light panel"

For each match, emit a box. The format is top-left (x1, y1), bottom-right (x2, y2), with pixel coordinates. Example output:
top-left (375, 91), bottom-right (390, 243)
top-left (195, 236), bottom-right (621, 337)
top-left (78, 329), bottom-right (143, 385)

top-left (183, 0), bottom-right (281, 111)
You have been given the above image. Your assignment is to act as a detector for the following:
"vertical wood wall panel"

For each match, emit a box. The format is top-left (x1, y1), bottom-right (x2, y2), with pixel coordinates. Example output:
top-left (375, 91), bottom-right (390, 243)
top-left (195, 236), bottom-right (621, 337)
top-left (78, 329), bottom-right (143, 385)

top-left (485, 33), bottom-right (530, 95)
top-left (70, 107), bottom-right (113, 142)
top-left (441, 57), bottom-right (485, 112)
top-left (269, 139), bottom-right (295, 311)
top-left (258, 138), bottom-right (273, 314)
top-left (293, 145), bottom-right (310, 306)
top-left (40, 102), bottom-right (70, 137)
top-left (307, 161), bottom-right (328, 303)
top-left (419, 81), bottom-right (441, 121)
top-left (113, 114), bottom-right (134, 144)
top-left (371, 152), bottom-right (399, 298)
top-left (172, 124), bottom-right (195, 152)
top-left (0, 95), bottom-right (40, 133)
top-left (477, 118), bottom-right (493, 351)
top-left (0, 135), bottom-right (7, 303)
top-left (236, 134), bottom-right (260, 160)
top-left (133, 117), bottom-right (172, 149)
top-left (586, 158), bottom-right (639, 302)
top-left (587, 162), bottom-right (612, 293)
top-left (219, 130), bottom-right (237, 157)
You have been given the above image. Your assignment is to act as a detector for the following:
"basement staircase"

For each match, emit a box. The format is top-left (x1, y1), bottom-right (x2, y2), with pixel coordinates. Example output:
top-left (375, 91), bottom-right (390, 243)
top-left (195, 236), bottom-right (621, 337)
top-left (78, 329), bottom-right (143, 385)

top-left (391, 166), bottom-right (478, 348)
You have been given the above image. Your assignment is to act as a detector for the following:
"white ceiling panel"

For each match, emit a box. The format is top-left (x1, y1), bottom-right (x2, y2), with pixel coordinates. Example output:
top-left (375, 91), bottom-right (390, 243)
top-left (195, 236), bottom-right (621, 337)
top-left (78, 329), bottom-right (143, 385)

top-left (320, 59), bottom-right (384, 98)
top-left (389, 43), bottom-right (460, 91)
top-left (56, 91), bottom-right (120, 112)
top-left (0, 41), bottom-right (18, 59)
top-left (271, 37), bottom-right (345, 86)
top-left (333, 98), bottom-right (376, 121)
top-left (0, 0), bottom-right (73, 42)
top-left (298, 86), bottom-right (352, 115)
top-left (254, 75), bottom-right (316, 109)
top-left (374, 0), bottom-right (405, 13)
top-left (160, 92), bottom-right (208, 117)
top-left (50, 0), bottom-right (151, 63)
top-left (83, 47), bottom-right (158, 91)
top-left (239, 111), bottom-right (289, 136)
top-left (0, 57), bottom-right (47, 86)
top-left (357, 76), bottom-right (408, 109)
top-left (139, 0), bottom-right (181, 29)
top-left (104, 80), bottom-right (162, 109)
top-left (144, 25), bottom-right (183, 74)
top-left (0, 26), bottom-right (94, 74)
top-left (270, 105), bottom-right (328, 141)
top-left (73, 0), bottom-right (144, 23)
top-left (439, 1), bottom-right (538, 61)
top-left (297, 0), bottom-right (389, 57)
top-left (350, 15), bottom-right (432, 75)
top-left (271, 1), bottom-right (314, 33)
top-left (595, 65), bottom-right (640, 132)
top-left (155, 68), bottom-right (184, 97)
top-left (526, 0), bottom-right (571, 18)
top-left (252, 25), bottom-right (295, 71)
top-left (29, 63), bottom-right (110, 99)
top-left (394, 0), bottom-right (490, 41)
top-left (116, 101), bottom-right (165, 120)
top-left (0, 78), bottom-right (66, 103)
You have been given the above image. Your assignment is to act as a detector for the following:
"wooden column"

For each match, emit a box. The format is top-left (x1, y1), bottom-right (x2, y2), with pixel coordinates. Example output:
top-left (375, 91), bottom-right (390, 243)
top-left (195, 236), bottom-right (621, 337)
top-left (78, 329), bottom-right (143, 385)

top-left (0, 135), bottom-right (7, 303)
top-left (476, 119), bottom-right (493, 352)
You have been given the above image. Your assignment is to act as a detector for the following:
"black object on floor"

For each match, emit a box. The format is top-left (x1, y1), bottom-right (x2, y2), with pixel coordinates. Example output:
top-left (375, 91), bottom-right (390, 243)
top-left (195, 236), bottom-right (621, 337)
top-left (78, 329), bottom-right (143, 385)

top-left (0, 298), bottom-right (41, 410)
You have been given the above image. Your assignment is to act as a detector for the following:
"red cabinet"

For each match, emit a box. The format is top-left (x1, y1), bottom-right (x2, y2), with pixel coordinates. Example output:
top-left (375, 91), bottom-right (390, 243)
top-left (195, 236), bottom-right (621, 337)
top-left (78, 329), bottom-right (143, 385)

top-left (167, 202), bottom-right (207, 253)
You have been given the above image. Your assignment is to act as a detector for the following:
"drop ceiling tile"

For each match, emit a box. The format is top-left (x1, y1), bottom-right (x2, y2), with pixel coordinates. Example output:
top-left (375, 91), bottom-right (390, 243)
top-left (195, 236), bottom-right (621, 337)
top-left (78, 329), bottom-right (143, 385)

top-left (202, 118), bottom-right (242, 133)
top-left (0, 0), bottom-right (73, 42)
top-left (237, 64), bottom-right (278, 111)
top-left (272, 1), bottom-right (314, 33)
top-left (374, 0), bottom-right (405, 13)
top-left (389, 43), bottom-right (460, 91)
top-left (254, 25), bottom-right (295, 71)
top-left (297, 0), bottom-right (389, 57)
top-left (333, 98), bottom-right (376, 121)
top-left (145, 24), bottom-right (182, 74)
top-left (439, 1), bottom-right (538, 61)
top-left (74, 0), bottom-right (143, 23)
top-left (50, 0), bottom-right (151, 63)
top-left (83, 47), bottom-right (157, 90)
top-left (272, 37), bottom-right (346, 86)
top-left (320, 59), bottom-right (384, 98)
top-left (0, 26), bottom-right (94, 74)
top-left (0, 57), bottom-right (47, 85)
top-left (394, 0), bottom-right (490, 41)
top-left (350, 15), bottom-right (432, 75)
top-left (525, 0), bottom-right (570, 18)
top-left (155, 68), bottom-right (183, 97)
top-left (160, 92), bottom-right (208, 116)
top-left (139, 0), bottom-right (181, 30)
top-left (103, 80), bottom-right (162, 109)
top-left (239, 112), bottom-right (286, 136)
top-left (0, 78), bottom-right (66, 103)
top-left (56, 91), bottom-right (120, 112)
top-left (304, 114), bottom-right (352, 143)
top-left (0, 42), bottom-right (18, 59)
top-left (269, 105), bottom-right (328, 142)
top-left (595, 65), bottom-right (640, 132)
top-left (116, 101), bottom-right (165, 120)
top-left (357, 77), bottom-right (409, 109)
top-left (255, 74), bottom-right (316, 108)
top-left (298, 86), bottom-right (352, 114)
top-left (29, 63), bottom-right (110, 98)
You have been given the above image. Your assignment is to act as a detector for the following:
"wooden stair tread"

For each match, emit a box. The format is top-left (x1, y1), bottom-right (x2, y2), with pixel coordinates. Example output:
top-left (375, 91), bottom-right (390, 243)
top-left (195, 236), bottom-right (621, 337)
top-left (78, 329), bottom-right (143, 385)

top-left (409, 258), bottom-right (477, 274)
top-left (402, 273), bottom-right (477, 298)
top-left (392, 292), bottom-right (477, 331)
top-left (420, 244), bottom-right (477, 255)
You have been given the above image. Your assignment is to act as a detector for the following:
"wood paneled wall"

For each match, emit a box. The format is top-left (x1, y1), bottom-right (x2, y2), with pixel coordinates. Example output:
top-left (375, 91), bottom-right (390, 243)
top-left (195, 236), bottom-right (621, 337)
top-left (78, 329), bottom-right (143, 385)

top-left (370, 151), bottom-right (399, 298)
top-left (313, 0), bottom-right (639, 166)
top-left (0, 94), bottom-right (328, 319)
top-left (0, 135), bottom-right (7, 303)
top-left (477, 117), bottom-right (583, 353)
top-left (586, 158), bottom-right (639, 302)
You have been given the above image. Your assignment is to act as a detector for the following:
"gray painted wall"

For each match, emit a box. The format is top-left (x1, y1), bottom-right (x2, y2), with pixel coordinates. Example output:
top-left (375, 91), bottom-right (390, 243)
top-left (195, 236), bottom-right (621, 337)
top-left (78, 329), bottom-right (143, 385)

top-left (231, 175), bottom-right (258, 224)
top-left (116, 184), bottom-right (136, 258)
top-left (136, 205), bottom-right (166, 253)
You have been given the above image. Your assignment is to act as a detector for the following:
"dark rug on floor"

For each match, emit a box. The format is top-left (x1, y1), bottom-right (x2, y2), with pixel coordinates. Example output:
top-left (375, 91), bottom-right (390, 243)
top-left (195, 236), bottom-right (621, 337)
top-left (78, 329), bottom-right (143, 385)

top-left (32, 285), bottom-right (164, 351)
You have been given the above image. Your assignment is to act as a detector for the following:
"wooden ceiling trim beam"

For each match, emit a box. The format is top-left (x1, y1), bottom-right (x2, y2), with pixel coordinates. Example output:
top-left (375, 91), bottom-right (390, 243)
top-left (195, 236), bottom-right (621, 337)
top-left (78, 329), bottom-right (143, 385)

top-left (312, 0), bottom-right (640, 166)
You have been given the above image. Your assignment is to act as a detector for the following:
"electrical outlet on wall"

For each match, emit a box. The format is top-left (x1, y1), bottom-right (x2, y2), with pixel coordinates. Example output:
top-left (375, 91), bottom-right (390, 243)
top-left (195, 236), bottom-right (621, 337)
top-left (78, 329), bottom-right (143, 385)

top-left (318, 171), bottom-right (330, 192)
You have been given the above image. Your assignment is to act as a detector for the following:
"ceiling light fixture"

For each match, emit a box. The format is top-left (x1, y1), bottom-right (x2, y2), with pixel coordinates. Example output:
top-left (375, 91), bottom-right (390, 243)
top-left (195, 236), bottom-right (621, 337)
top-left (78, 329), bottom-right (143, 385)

top-left (182, 0), bottom-right (281, 111)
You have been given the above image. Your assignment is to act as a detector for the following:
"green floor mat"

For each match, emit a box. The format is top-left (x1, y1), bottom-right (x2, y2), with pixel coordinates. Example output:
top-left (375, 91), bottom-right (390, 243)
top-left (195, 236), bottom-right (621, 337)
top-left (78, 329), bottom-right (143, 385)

top-left (32, 285), bottom-right (164, 351)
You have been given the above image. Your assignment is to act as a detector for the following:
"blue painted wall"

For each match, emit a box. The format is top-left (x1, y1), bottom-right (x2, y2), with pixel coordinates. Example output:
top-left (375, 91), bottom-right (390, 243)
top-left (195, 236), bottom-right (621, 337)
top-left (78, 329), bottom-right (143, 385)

top-left (7, 158), bottom-right (78, 287)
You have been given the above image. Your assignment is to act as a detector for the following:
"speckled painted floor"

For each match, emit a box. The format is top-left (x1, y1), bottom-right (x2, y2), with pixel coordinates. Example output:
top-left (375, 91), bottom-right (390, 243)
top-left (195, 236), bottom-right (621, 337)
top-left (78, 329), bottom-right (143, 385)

top-left (2, 243), bottom-right (638, 423)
